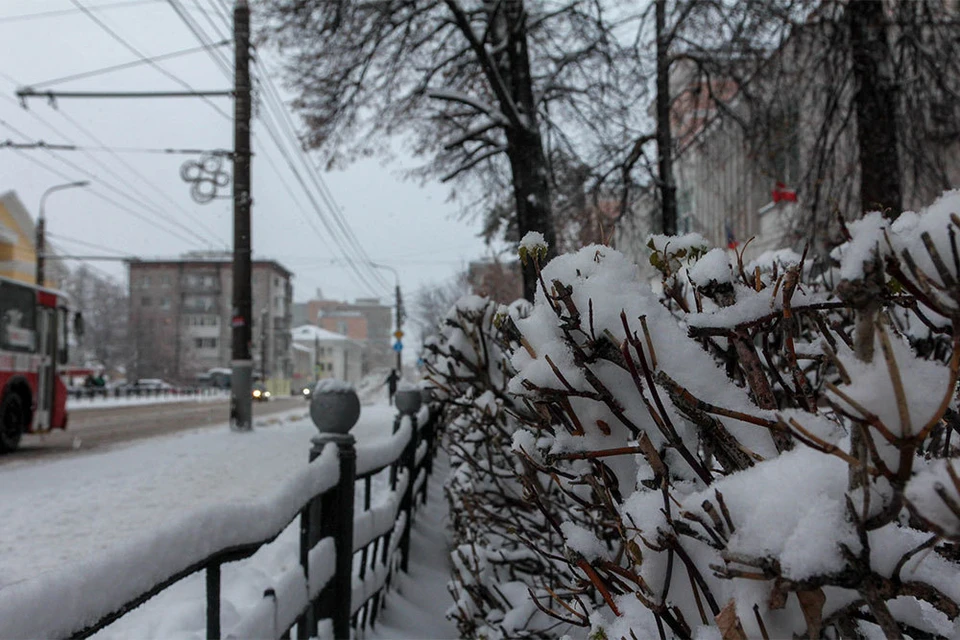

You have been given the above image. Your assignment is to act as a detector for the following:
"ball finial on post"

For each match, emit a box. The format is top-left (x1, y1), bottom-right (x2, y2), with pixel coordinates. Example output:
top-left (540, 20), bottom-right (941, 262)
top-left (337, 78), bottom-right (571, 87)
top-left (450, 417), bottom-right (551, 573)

top-left (394, 383), bottom-right (422, 417)
top-left (310, 379), bottom-right (361, 434)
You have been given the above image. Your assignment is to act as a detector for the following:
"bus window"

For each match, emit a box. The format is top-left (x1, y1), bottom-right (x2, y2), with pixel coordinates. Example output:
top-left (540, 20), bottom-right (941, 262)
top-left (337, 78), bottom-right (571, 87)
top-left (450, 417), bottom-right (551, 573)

top-left (59, 308), bottom-right (69, 365)
top-left (0, 281), bottom-right (37, 353)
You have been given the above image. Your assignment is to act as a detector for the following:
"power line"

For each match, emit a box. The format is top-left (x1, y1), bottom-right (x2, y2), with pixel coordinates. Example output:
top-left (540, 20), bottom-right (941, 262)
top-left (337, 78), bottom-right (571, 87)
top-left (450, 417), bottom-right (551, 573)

top-left (1, 139), bottom-right (228, 155)
top-left (54, 108), bottom-right (227, 247)
top-left (10, 147), bottom-right (206, 247)
top-left (24, 40), bottom-right (231, 89)
top-left (199, 0), bottom-right (389, 292)
top-left (0, 0), bottom-right (160, 24)
top-left (249, 54), bottom-right (392, 290)
top-left (69, 0), bottom-right (231, 121)
top-left (250, 63), bottom-right (391, 291)
top-left (48, 232), bottom-right (134, 257)
top-left (0, 110), bottom-right (223, 248)
top-left (167, 0), bottom-right (233, 79)
top-left (185, 1), bottom-right (391, 296)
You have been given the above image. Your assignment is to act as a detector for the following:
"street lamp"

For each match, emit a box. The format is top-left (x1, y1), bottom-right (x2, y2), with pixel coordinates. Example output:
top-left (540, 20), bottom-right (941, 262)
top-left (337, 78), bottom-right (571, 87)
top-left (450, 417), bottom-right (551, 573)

top-left (36, 180), bottom-right (89, 286)
top-left (366, 261), bottom-right (403, 373)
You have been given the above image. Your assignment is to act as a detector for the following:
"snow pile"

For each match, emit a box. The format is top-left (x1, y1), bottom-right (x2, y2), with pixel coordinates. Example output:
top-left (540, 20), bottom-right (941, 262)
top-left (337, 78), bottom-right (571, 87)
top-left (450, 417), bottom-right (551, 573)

top-left (426, 191), bottom-right (960, 639)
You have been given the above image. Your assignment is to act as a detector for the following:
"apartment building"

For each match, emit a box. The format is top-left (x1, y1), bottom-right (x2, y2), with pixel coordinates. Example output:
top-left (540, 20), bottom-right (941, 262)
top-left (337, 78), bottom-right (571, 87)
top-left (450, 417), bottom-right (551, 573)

top-left (128, 253), bottom-right (293, 387)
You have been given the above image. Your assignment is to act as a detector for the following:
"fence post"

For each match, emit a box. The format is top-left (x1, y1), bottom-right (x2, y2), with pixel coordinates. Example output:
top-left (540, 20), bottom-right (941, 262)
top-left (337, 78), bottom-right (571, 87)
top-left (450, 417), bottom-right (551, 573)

top-left (308, 381), bottom-right (362, 640)
top-left (394, 389), bottom-right (422, 574)
top-left (314, 433), bottom-right (356, 640)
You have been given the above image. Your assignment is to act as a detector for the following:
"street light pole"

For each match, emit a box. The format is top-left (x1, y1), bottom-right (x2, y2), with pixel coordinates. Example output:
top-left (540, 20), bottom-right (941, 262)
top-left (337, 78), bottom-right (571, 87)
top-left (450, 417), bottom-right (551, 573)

top-left (367, 262), bottom-right (403, 374)
top-left (36, 180), bottom-right (89, 286)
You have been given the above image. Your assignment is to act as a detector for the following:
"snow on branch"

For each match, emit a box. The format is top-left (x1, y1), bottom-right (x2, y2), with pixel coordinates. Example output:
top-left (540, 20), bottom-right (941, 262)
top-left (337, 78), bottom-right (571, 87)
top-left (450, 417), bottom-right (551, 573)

top-left (427, 190), bottom-right (960, 639)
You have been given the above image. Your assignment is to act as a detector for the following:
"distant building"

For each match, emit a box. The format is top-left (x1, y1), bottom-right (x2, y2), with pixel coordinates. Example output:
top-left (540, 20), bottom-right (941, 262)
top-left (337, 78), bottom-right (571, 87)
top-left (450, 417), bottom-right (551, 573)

top-left (127, 253), bottom-right (294, 391)
top-left (292, 292), bottom-right (392, 374)
top-left (0, 190), bottom-right (66, 287)
top-left (291, 324), bottom-right (363, 387)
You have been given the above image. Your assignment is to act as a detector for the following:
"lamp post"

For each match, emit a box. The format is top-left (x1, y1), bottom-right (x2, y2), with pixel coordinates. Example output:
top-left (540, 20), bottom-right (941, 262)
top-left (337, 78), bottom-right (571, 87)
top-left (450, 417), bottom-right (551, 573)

top-left (36, 180), bottom-right (89, 286)
top-left (366, 261), bottom-right (403, 374)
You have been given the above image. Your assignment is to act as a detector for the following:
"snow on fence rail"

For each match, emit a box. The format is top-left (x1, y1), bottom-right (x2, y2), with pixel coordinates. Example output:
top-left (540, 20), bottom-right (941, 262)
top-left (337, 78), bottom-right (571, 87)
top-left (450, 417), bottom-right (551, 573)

top-left (67, 386), bottom-right (229, 404)
top-left (43, 404), bottom-right (441, 640)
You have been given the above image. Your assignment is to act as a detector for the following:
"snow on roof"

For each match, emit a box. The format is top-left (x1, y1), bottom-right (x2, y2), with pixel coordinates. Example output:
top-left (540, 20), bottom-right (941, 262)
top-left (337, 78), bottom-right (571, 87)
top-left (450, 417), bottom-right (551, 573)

top-left (292, 343), bottom-right (312, 353)
top-left (291, 324), bottom-right (349, 342)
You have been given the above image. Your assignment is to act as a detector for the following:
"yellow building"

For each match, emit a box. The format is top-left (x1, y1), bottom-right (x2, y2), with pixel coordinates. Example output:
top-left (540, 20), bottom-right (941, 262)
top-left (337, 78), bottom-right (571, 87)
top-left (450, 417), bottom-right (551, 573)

top-left (0, 190), bottom-right (40, 286)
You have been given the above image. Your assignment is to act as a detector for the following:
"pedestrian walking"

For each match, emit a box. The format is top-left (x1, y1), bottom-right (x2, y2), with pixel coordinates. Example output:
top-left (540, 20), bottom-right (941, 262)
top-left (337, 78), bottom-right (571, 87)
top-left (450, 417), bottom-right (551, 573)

top-left (385, 369), bottom-right (399, 405)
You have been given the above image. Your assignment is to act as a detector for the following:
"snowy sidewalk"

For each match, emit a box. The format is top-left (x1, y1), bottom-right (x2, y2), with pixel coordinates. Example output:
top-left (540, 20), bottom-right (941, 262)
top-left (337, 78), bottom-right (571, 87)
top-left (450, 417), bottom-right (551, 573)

top-left (367, 452), bottom-right (458, 640)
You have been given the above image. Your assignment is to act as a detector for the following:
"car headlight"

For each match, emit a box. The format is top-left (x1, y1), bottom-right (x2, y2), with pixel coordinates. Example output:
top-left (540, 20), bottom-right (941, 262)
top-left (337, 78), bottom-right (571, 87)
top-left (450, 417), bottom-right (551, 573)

top-left (264, 391), bottom-right (271, 398)
top-left (253, 389), bottom-right (261, 397)
top-left (302, 388), bottom-right (311, 396)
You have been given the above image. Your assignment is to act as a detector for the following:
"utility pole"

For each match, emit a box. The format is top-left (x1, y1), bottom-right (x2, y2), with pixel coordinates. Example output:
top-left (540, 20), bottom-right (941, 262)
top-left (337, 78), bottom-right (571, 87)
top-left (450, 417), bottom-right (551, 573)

top-left (230, 0), bottom-right (253, 431)
top-left (395, 284), bottom-right (403, 373)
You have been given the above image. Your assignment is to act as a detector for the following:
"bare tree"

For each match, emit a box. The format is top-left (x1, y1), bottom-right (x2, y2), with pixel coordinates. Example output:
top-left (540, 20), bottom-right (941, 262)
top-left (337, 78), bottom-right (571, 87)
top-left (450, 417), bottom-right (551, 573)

top-left (677, 0), bottom-right (960, 249)
top-left (411, 270), bottom-right (471, 347)
top-left (60, 265), bottom-right (129, 372)
top-left (261, 0), bottom-right (643, 299)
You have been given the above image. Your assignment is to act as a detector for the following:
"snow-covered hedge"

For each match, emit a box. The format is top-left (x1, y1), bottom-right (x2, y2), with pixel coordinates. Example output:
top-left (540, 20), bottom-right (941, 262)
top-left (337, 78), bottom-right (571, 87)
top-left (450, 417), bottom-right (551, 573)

top-left (429, 192), bottom-right (960, 639)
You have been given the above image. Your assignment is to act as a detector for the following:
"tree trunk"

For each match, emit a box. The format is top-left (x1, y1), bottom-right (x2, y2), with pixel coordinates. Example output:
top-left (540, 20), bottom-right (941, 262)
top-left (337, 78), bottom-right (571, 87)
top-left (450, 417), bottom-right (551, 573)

top-left (847, 0), bottom-right (902, 218)
top-left (655, 0), bottom-right (678, 236)
top-left (497, 0), bottom-right (557, 301)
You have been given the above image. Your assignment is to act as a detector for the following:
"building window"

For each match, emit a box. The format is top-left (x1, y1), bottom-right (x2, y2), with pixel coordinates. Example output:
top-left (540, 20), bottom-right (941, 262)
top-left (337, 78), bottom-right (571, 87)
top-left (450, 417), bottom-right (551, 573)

top-left (159, 297), bottom-right (171, 310)
top-left (160, 275), bottom-right (171, 288)
top-left (141, 275), bottom-right (151, 288)
top-left (194, 337), bottom-right (218, 349)
top-left (184, 295), bottom-right (216, 312)
top-left (141, 296), bottom-right (151, 307)
top-left (337, 321), bottom-right (348, 335)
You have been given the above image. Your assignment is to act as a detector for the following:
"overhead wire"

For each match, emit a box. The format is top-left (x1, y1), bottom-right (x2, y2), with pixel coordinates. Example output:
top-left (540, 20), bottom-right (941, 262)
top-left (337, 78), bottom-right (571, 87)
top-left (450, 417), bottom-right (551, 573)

top-left (10, 147), bottom-right (206, 247)
top-left (252, 59), bottom-right (393, 292)
top-left (167, 0), bottom-right (385, 296)
top-left (0, 104), bottom-right (224, 248)
top-left (47, 240), bottom-right (127, 282)
top-left (197, 0), bottom-right (391, 292)
top-left (180, 0), bottom-right (392, 296)
top-left (0, 0), bottom-right (161, 24)
top-left (0, 8), bottom-right (228, 253)
top-left (69, 0), bottom-right (232, 121)
top-left (55, 108), bottom-right (228, 247)
top-left (48, 232), bottom-right (137, 257)
top-left (0, 139), bottom-right (228, 155)
top-left (25, 40), bottom-right (231, 89)
top-left (165, 0), bottom-right (383, 295)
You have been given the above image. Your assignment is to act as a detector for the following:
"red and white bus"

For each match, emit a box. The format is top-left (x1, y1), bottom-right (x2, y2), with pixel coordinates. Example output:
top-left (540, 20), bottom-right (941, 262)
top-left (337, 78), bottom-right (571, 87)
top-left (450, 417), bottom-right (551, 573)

top-left (0, 276), bottom-right (77, 453)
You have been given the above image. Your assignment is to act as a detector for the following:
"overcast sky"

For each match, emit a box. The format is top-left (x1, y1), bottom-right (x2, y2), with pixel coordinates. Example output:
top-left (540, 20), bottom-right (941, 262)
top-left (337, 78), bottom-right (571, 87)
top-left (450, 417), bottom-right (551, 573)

top-left (0, 0), bottom-right (499, 308)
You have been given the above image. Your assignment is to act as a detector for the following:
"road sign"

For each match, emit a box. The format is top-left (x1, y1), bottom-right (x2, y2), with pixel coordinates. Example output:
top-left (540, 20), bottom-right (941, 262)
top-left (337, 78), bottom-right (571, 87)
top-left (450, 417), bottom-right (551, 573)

top-left (393, 330), bottom-right (404, 339)
top-left (392, 341), bottom-right (403, 352)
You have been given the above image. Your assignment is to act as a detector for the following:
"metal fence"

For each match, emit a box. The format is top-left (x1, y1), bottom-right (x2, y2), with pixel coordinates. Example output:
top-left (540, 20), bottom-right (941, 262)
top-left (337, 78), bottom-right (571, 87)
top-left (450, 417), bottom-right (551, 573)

top-left (64, 403), bottom-right (441, 640)
top-left (66, 386), bottom-right (228, 401)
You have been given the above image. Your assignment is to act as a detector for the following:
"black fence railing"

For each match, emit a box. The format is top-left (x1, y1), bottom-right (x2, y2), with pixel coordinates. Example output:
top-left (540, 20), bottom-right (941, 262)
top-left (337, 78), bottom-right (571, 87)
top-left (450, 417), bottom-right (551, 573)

top-left (61, 404), bottom-right (441, 640)
top-left (66, 387), bottom-right (228, 401)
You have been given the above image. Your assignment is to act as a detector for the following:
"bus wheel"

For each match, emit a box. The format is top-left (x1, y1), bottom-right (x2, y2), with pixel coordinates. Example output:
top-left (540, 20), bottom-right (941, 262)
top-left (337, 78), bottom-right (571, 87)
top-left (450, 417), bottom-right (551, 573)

top-left (0, 392), bottom-right (26, 453)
